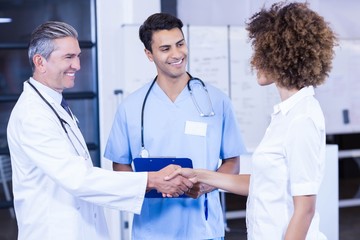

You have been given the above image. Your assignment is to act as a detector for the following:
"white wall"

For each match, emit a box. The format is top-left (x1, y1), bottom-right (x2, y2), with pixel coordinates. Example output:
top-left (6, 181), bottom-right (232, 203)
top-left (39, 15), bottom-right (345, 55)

top-left (178, 0), bottom-right (360, 39)
top-left (97, 0), bottom-right (160, 169)
top-left (96, 1), bottom-right (160, 239)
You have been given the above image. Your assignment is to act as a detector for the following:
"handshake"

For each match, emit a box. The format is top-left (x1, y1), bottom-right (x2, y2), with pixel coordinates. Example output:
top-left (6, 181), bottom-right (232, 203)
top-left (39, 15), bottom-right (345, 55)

top-left (147, 164), bottom-right (209, 198)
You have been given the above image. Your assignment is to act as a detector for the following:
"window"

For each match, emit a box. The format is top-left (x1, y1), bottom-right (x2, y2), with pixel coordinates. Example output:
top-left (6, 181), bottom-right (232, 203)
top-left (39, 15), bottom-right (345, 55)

top-left (0, 0), bottom-right (100, 166)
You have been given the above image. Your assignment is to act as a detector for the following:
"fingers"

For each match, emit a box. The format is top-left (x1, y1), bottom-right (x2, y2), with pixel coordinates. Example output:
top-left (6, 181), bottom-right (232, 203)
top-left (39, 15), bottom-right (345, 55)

top-left (154, 178), bottom-right (189, 197)
top-left (164, 168), bottom-right (182, 181)
top-left (157, 165), bottom-right (200, 198)
top-left (172, 176), bottom-right (192, 194)
top-left (182, 176), bottom-right (194, 188)
top-left (159, 175), bottom-right (193, 197)
top-left (189, 177), bottom-right (197, 184)
top-left (183, 183), bottom-right (210, 199)
top-left (179, 175), bottom-right (194, 189)
top-left (184, 188), bottom-right (198, 199)
top-left (164, 168), bottom-right (198, 183)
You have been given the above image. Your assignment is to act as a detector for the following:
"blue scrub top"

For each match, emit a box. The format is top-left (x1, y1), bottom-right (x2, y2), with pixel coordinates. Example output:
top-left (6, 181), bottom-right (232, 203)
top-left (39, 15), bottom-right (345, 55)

top-left (105, 81), bottom-right (246, 239)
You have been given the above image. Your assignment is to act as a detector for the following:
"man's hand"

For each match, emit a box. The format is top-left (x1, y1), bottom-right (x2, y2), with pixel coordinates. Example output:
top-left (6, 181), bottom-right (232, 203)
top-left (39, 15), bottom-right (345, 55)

top-left (164, 167), bottom-right (197, 181)
top-left (164, 167), bottom-right (208, 199)
top-left (147, 164), bottom-right (194, 197)
top-left (185, 182), bottom-right (214, 199)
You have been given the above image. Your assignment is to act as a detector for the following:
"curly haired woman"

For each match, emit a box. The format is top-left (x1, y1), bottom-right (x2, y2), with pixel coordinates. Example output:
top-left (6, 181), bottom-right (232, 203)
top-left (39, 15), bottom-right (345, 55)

top-left (166, 2), bottom-right (337, 239)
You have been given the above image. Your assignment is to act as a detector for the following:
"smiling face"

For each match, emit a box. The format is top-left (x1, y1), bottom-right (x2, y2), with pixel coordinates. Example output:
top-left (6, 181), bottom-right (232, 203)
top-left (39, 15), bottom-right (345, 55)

top-left (33, 36), bottom-right (81, 93)
top-left (145, 28), bottom-right (188, 81)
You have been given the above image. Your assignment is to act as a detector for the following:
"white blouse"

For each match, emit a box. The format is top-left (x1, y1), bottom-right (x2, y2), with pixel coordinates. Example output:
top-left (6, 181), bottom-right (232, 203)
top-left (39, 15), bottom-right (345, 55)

top-left (246, 86), bottom-right (327, 239)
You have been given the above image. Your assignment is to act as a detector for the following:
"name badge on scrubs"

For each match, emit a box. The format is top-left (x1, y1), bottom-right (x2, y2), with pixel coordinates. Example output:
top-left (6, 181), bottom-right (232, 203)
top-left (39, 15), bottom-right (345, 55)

top-left (185, 121), bottom-right (207, 137)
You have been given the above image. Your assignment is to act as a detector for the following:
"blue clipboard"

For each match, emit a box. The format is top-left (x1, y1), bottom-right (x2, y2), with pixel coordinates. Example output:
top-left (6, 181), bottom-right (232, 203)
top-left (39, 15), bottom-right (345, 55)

top-left (133, 157), bottom-right (193, 198)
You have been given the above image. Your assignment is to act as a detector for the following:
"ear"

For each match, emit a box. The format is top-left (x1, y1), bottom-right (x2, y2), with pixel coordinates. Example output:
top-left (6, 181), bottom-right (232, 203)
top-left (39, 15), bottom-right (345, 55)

top-left (144, 49), bottom-right (153, 62)
top-left (33, 54), bottom-right (46, 73)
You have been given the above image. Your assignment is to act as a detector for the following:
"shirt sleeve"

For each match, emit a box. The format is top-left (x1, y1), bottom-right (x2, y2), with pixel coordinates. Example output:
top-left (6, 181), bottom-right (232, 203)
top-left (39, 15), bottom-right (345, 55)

top-left (285, 115), bottom-right (325, 196)
top-left (11, 104), bottom-right (146, 213)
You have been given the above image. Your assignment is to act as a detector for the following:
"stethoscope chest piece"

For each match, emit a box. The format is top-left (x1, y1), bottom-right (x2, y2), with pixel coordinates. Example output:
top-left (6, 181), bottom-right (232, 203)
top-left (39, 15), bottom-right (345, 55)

top-left (140, 148), bottom-right (149, 158)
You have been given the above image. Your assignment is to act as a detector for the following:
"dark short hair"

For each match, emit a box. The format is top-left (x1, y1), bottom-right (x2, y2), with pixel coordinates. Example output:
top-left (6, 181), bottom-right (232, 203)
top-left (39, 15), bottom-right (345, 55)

top-left (246, 2), bottom-right (337, 89)
top-left (28, 21), bottom-right (78, 72)
top-left (139, 13), bottom-right (183, 52)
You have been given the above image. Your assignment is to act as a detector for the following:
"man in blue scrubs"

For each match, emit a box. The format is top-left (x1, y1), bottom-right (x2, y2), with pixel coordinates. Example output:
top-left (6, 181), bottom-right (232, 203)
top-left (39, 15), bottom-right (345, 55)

top-left (105, 13), bottom-right (246, 239)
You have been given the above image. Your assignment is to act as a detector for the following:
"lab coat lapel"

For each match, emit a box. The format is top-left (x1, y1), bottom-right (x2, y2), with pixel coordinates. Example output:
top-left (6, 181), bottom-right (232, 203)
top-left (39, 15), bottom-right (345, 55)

top-left (24, 82), bottom-right (90, 162)
top-left (54, 102), bottom-right (92, 166)
top-left (54, 104), bottom-right (89, 157)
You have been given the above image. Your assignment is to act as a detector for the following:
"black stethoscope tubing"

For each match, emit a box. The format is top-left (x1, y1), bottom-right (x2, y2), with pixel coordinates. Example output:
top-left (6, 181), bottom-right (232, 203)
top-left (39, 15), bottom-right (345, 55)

top-left (141, 78), bottom-right (157, 152)
top-left (26, 80), bottom-right (88, 158)
top-left (27, 80), bottom-right (68, 134)
top-left (140, 73), bottom-right (211, 157)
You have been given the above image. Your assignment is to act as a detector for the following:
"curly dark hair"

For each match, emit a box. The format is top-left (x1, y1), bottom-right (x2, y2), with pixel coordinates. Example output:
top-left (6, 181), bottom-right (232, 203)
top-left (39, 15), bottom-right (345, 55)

top-left (246, 1), bottom-right (337, 89)
top-left (139, 13), bottom-right (184, 52)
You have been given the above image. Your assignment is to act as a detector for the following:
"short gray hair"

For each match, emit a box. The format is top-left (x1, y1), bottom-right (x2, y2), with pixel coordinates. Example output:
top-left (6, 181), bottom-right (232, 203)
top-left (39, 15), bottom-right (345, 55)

top-left (28, 21), bottom-right (78, 72)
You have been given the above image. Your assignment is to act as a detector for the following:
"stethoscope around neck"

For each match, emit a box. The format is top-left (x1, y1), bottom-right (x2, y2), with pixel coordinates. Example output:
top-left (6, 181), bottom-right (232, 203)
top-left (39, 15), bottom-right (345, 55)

top-left (139, 73), bottom-right (215, 158)
top-left (26, 80), bottom-right (89, 160)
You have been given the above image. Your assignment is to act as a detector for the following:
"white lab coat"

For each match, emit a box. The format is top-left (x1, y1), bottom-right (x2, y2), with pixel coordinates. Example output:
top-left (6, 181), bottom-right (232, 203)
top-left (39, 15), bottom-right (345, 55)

top-left (7, 79), bottom-right (147, 240)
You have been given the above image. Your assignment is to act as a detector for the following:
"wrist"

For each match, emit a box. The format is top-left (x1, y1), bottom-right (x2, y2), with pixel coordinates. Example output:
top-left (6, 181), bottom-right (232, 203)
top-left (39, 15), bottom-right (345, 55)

top-left (147, 172), bottom-right (156, 190)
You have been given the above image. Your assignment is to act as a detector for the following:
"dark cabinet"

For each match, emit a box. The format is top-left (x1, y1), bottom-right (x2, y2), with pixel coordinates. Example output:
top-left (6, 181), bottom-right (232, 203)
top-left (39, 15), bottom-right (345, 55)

top-left (0, 0), bottom-right (100, 166)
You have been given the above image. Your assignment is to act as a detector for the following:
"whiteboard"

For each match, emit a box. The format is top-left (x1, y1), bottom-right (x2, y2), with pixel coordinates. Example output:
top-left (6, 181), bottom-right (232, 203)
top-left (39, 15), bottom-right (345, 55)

top-left (315, 40), bottom-right (360, 134)
top-left (187, 26), bottom-right (229, 95)
top-left (120, 25), bottom-right (359, 150)
top-left (229, 26), bottom-right (279, 150)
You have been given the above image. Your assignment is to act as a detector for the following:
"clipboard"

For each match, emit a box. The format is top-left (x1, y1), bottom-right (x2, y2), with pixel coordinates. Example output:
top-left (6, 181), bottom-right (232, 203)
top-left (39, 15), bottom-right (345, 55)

top-left (133, 157), bottom-right (193, 198)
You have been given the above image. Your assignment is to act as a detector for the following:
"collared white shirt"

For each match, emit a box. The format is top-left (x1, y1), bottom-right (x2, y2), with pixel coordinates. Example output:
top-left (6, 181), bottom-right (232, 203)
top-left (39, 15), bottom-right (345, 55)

top-left (246, 86), bottom-right (327, 239)
top-left (29, 77), bottom-right (63, 104)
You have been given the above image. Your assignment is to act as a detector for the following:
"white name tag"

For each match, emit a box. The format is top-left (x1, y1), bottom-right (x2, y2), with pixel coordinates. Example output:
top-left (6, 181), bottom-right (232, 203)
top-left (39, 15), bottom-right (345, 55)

top-left (184, 121), bottom-right (207, 137)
